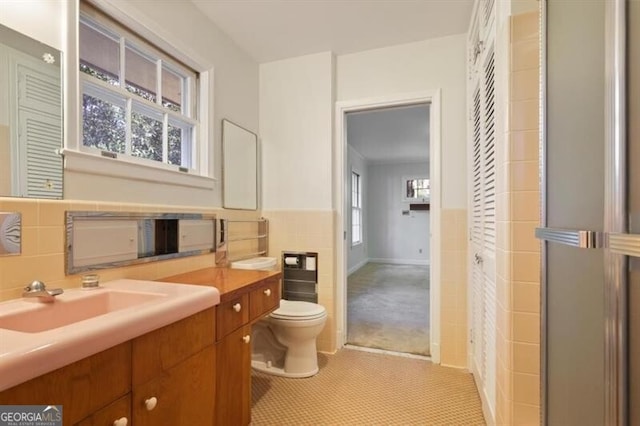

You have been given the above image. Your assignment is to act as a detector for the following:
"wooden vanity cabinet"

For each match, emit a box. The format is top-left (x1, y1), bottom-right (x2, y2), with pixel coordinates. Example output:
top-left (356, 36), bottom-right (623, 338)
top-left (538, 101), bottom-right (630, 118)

top-left (215, 276), bottom-right (281, 426)
top-left (0, 308), bottom-right (216, 426)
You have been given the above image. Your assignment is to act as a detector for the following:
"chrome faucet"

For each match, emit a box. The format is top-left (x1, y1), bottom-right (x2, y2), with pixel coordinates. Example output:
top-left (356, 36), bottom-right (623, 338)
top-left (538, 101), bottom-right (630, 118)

top-left (22, 280), bottom-right (64, 302)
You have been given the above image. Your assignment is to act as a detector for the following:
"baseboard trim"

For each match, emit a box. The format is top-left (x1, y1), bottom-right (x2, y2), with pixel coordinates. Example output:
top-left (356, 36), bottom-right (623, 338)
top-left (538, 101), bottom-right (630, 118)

top-left (369, 258), bottom-right (430, 266)
top-left (347, 258), bottom-right (369, 275)
top-left (344, 344), bottom-right (432, 361)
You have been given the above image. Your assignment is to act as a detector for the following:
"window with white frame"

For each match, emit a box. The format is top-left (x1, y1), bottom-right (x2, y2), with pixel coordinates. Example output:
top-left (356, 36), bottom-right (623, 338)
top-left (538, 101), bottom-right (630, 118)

top-left (403, 176), bottom-right (430, 202)
top-left (351, 171), bottom-right (362, 246)
top-left (79, 4), bottom-right (199, 172)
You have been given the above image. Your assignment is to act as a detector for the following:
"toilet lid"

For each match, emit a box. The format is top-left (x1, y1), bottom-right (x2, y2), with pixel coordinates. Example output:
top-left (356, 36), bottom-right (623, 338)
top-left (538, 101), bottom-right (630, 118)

top-left (270, 300), bottom-right (326, 320)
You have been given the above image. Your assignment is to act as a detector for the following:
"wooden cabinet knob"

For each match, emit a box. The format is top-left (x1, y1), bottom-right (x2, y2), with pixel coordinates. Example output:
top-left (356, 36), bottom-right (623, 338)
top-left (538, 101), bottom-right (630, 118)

top-left (242, 335), bottom-right (251, 344)
top-left (264, 288), bottom-right (272, 296)
top-left (233, 303), bottom-right (242, 312)
top-left (113, 417), bottom-right (128, 426)
top-left (145, 397), bottom-right (158, 411)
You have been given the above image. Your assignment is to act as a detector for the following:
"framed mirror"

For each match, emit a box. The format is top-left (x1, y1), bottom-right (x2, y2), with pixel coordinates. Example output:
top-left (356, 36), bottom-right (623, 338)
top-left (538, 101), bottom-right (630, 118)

top-left (222, 119), bottom-right (258, 210)
top-left (0, 23), bottom-right (63, 199)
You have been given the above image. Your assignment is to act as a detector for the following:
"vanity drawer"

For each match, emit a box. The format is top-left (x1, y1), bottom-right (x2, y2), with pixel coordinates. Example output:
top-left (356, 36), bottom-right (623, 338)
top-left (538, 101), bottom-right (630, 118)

top-left (216, 294), bottom-right (250, 340)
top-left (249, 278), bottom-right (281, 321)
top-left (132, 307), bottom-right (215, 387)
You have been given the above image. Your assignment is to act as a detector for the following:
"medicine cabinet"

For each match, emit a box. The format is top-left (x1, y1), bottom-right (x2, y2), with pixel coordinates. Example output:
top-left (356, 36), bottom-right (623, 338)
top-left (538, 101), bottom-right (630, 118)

top-left (66, 211), bottom-right (216, 274)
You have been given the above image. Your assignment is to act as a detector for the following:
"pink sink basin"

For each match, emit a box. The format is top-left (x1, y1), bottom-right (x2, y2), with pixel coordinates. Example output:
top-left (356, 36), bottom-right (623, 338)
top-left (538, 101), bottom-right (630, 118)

top-left (0, 279), bottom-right (220, 391)
top-left (0, 290), bottom-right (167, 333)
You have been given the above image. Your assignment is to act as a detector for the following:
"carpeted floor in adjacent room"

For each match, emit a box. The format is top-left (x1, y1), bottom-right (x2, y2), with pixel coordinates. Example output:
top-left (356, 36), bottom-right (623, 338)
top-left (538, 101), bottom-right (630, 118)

top-left (347, 262), bottom-right (430, 356)
top-left (251, 348), bottom-right (485, 425)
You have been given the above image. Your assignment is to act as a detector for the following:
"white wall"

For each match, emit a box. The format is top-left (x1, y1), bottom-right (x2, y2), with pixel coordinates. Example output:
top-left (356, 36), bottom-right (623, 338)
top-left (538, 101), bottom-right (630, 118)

top-left (367, 162), bottom-right (430, 264)
top-left (0, 0), bottom-right (65, 51)
top-left (347, 145), bottom-right (367, 273)
top-left (260, 52), bottom-right (334, 210)
top-left (337, 34), bottom-right (467, 209)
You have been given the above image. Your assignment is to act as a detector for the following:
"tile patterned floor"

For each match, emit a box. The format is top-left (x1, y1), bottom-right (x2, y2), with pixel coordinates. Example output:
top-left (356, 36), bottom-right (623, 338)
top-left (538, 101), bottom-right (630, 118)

top-left (251, 348), bottom-right (485, 425)
top-left (347, 263), bottom-right (430, 356)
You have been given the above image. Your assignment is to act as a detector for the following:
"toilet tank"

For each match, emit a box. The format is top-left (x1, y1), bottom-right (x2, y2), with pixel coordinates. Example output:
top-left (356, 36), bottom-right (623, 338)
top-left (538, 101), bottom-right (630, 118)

top-left (230, 257), bottom-right (278, 271)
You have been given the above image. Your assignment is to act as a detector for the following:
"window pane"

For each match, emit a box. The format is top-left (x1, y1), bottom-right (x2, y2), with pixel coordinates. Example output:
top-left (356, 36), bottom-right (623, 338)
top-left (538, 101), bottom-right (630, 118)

top-left (82, 94), bottom-right (125, 153)
top-left (406, 178), bottom-right (430, 199)
top-left (352, 172), bottom-right (360, 207)
top-left (79, 6), bottom-right (200, 172)
top-left (162, 66), bottom-right (183, 113)
top-left (79, 22), bottom-right (120, 85)
top-left (131, 110), bottom-right (162, 161)
top-left (168, 123), bottom-right (193, 167)
top-left (416, 188), bottom-right (429, 198)
top-left (125, 45), bottom-right (157, 102)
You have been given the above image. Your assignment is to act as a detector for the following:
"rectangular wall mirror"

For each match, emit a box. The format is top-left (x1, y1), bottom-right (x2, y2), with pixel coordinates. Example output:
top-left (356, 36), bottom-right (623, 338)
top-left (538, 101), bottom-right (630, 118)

top-left (222, 119), bottom-right (258, 210)
top-left (0, 23), bottom-right (63, 199)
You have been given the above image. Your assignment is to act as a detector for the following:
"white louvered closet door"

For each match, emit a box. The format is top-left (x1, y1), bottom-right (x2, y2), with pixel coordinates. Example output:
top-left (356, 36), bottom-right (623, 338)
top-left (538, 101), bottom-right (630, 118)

top-left (14, 57), bottom-right (62, 198)
top-left (468, 0), bottom-right (496, 418)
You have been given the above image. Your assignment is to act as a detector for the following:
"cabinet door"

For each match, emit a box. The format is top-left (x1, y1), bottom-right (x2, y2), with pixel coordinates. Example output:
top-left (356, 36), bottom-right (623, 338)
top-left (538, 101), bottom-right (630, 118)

top-left (178, 219), bottom-right (214, 253)
top-left (72, 220), bottom-right (138, 268)
top-left (216, 325), bottom-right (251, 426)
top-left (132, 345), bottom-right (215, 426)
top-left (75, 394), bottom-right (131, 426)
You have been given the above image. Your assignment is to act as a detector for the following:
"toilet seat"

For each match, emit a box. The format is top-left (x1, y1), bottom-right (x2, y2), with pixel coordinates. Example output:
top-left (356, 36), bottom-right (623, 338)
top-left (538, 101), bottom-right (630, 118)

top-left (270, 300), bottom-right (326, 321)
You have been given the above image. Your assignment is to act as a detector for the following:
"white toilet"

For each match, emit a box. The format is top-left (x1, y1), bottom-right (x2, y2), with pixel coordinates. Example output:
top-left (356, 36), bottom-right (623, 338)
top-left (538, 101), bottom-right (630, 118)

top-left (251, 299), bottom-right (327, 378)
top-left (230, 257), bottom-right (327, 378)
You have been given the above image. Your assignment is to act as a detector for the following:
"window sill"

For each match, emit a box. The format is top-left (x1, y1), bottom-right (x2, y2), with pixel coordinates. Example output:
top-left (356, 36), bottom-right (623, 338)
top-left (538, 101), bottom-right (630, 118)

top-left (62, 149), bottom-right (216, 190)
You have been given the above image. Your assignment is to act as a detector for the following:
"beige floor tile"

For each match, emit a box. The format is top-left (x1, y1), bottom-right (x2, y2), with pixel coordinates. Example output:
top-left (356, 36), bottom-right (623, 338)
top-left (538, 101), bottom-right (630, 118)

top-left (252, 348), bottom-right (485, 425)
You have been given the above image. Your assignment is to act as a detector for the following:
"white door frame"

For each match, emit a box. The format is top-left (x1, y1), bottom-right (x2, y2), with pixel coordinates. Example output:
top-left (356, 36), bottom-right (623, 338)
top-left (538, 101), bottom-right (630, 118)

top-left (334, 89), bottom-right (442, 363)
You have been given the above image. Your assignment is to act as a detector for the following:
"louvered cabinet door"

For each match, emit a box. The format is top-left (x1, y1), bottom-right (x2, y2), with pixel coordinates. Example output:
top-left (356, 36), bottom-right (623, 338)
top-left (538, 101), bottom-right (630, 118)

top-left (15, 60), bottom-right (62, 199)
top-left (470, 83), bottom-right (485, 381)
top-left (18, 111), bottom-right (62, 198)
top-left (467, 0), bottom-right (497, 416)
top-left (480, 43), bottom-right (497, 409)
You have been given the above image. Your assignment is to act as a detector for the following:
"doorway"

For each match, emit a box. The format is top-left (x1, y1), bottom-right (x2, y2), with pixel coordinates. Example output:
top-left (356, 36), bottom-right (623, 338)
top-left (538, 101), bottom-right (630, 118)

top-left (344, 104), bottom-right (431, 356)
top-left (334, 90), bottom-right (442, 362)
